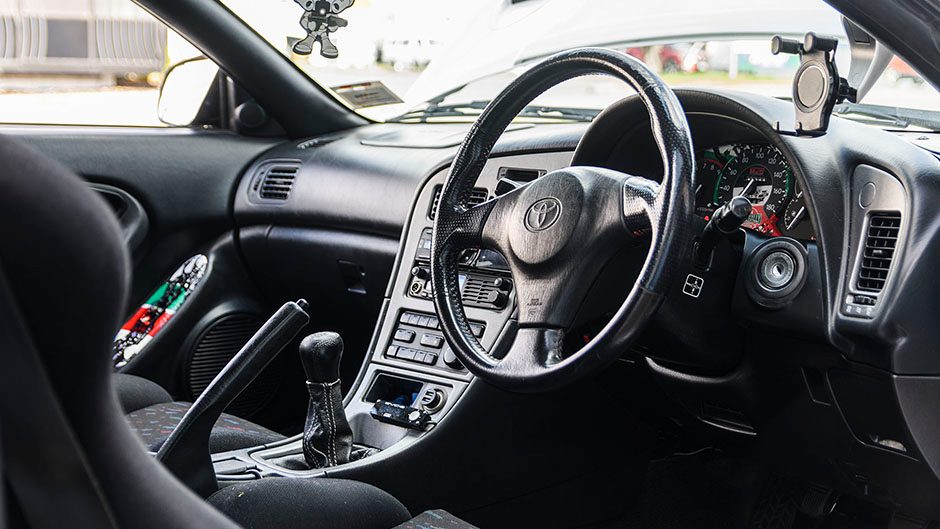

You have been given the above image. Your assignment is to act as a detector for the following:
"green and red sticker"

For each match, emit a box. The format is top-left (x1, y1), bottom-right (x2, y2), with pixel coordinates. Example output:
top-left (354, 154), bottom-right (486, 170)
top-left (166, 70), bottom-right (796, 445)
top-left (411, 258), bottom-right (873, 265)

top-left (112, 254), bottom-right (208, 368)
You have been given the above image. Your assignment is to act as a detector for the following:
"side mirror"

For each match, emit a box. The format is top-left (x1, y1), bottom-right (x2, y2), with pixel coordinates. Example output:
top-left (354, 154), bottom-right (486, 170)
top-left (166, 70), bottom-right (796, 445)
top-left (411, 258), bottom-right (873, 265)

top-left (158, 57), bottom-right (219, 126)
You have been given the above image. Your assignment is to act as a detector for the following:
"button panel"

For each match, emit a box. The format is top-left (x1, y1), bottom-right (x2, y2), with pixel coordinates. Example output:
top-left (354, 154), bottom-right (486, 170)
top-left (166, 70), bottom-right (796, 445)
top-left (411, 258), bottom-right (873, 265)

top-left (398, 311), bottom-right (484, 337)
top-left (387, 345), bottom-right (438, 366)
top-left (385, 310), bottom-right (484, 370)
top-left (407, 261), bottom-right (512, 310)
top-left (843, 294), bottom-right (877, 319)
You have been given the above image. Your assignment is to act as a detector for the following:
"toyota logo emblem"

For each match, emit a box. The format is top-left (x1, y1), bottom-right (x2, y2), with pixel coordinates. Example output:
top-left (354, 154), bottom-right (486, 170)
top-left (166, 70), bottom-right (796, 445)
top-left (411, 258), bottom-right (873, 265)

top-left (524, 198), bottom-right (562, 232)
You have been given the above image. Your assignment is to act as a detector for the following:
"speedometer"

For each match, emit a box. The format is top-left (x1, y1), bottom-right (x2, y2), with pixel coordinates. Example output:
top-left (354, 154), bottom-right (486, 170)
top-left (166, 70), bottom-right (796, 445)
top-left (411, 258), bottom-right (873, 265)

top-left (711, 144), bottom-right (791, 236)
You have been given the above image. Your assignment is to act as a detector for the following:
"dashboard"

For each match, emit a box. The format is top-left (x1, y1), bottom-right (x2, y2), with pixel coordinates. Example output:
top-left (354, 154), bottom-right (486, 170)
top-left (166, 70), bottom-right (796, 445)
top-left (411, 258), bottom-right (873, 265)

top-left (234, 87), bottom-right (940, 520)
top-left (696, 142), bottom-right (815, 240)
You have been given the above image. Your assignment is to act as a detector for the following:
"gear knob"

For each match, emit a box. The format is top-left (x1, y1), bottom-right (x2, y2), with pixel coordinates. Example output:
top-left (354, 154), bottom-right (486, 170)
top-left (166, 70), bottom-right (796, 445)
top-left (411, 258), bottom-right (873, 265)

top-left (299, 331), bottom-right (344, 383)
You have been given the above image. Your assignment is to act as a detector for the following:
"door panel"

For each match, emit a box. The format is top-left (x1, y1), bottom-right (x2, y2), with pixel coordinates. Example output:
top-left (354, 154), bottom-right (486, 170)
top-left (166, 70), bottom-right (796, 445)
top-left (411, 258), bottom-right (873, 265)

top-left (7, 127), bottom-right (280, 410)
top-left (7, 127), bottom-right (277, 304)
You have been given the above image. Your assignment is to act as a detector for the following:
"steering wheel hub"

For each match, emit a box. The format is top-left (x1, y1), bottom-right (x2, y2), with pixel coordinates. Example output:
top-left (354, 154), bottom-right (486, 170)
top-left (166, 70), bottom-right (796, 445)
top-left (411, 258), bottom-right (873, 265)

top-left (510, 171), bottom-right (584, 265)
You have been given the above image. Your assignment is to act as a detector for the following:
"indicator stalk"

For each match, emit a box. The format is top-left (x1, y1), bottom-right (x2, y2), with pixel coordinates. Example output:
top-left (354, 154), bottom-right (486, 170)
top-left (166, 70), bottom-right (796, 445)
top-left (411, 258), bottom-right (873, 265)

top-left (693, 196), bottom-right (752, 270)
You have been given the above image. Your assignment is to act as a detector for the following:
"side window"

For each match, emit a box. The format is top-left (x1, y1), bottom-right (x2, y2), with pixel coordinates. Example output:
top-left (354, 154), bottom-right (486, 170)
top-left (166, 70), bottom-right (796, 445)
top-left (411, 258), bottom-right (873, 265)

top-left (0, 0), bottom-right (204, 126)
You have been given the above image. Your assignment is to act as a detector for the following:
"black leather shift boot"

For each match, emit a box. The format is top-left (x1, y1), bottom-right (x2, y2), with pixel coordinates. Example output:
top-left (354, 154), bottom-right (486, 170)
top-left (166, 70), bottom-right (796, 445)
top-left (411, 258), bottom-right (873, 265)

top-left (303, 379), bottom-right (353, 468)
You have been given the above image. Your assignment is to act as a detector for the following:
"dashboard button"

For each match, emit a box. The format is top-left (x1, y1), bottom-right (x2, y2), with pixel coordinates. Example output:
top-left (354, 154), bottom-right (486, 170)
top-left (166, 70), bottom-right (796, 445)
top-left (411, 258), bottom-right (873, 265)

top-left (394, 329), bottom-right (415, 343)
top-left (420, 334), bottom-right (444, 348)
top-left (443, 346), bottom-right (464, 370)
top-left (859, 182), bottom-right (876, 208)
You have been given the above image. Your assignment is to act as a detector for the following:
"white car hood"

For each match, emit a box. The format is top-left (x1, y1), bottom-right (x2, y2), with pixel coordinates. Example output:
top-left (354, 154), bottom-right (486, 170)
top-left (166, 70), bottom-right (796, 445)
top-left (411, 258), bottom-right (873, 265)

top-left (404, 0), bottom-right (844, 107)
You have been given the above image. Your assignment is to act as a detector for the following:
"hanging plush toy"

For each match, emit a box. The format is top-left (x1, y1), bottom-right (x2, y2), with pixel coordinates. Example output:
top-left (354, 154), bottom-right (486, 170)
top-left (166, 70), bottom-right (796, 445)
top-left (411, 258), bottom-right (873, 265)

top-left (292, 0), bottom-right (355, 59)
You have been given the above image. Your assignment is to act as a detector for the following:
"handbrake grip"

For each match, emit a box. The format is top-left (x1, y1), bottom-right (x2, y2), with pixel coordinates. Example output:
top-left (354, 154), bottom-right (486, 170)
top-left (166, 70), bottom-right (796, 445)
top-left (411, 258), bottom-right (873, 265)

top-left (156, 299), bottom-right (310, 497)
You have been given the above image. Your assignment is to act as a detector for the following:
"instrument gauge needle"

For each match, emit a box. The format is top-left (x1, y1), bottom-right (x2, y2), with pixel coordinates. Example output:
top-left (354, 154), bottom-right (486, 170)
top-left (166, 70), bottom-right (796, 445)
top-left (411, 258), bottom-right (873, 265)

top-left (738, 179), bottom-right (756, 198)
top-left (786, 206), bottom-right (807, 230)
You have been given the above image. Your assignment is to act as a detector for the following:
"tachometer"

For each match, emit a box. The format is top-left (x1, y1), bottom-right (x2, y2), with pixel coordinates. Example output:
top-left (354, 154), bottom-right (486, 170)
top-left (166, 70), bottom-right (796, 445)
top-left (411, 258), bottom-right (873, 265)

top-left (711, 144), bottom-right (791, 236)
top-left (694, 148), bottom-right (726, 220)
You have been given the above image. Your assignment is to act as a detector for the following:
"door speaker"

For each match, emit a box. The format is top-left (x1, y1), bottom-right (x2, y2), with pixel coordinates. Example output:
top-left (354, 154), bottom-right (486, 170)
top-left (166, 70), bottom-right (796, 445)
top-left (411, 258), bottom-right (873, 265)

top-left (186, 313), bottom-right (280, 418)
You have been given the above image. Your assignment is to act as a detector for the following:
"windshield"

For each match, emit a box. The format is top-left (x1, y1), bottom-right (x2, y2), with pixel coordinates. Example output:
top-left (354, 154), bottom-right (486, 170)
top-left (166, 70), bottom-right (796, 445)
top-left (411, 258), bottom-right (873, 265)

top-left (221, 0), bottom-right (940, 129)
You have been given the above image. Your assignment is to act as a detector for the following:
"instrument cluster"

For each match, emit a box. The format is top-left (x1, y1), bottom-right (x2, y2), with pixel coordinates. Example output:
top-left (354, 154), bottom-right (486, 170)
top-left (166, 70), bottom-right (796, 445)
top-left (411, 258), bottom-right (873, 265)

top-left (695, 142), bottom-right (815, 240)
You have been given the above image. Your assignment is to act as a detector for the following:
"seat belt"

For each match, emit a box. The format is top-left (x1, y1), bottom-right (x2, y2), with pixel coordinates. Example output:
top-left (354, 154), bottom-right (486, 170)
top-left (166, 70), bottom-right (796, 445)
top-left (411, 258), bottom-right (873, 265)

top-left (0, 264), bottom-right (116, 529)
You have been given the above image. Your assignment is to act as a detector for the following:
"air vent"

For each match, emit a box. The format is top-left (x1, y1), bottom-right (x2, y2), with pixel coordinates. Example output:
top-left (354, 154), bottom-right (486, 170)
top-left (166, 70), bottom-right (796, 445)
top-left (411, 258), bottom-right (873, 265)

top-left (856, 212), bottom-right (901, 293)
top-left (187, 313), bottom-right (279, 418)
top-left (252, 162), bottom-right (300, 201)
top-left (428, 186), bottom-right (488, 220)
top-left (461, 276), bottom-right (492, 305)
top-left (496, 167), bottom-right (546, 195)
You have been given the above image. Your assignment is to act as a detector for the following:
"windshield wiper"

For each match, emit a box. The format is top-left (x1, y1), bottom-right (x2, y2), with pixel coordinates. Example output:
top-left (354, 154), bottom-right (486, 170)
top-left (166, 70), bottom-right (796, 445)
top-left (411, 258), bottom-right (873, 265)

top-left (832, 102), bottom-right (940, 131)
top-left (388, 100), bottom-right (488, 123)
top-left (389, 100), bottom-right (597, 123)
top-left (516, 105), bottom-right (598, 122)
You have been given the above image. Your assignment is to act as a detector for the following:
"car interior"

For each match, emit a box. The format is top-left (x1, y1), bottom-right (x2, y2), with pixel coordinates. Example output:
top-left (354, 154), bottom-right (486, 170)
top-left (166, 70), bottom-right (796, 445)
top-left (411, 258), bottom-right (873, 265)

top-left (3, 0), bottom-right (940, 528)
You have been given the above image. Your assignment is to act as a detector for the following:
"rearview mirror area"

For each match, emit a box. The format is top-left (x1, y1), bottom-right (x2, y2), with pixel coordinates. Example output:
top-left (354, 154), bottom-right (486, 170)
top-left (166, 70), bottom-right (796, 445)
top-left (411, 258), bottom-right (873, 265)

top-left (158, 57), bottom-right (219, 126)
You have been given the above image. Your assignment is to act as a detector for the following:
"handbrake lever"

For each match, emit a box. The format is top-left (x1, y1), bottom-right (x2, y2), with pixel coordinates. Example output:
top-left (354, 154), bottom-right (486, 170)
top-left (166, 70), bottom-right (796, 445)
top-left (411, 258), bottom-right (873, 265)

top-left (156, 299), bottom-right (310, 497)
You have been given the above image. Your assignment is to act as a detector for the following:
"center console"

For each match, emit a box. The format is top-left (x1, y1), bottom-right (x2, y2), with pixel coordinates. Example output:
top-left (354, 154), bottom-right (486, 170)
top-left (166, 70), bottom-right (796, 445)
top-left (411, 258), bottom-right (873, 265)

top-left (210, 151), bottom-right (572, 480)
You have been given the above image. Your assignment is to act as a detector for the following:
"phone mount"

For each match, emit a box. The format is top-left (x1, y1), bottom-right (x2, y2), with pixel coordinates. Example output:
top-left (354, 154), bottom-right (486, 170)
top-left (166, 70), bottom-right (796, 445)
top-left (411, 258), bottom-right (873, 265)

top-left (772, 32), bottom-right (857, 135)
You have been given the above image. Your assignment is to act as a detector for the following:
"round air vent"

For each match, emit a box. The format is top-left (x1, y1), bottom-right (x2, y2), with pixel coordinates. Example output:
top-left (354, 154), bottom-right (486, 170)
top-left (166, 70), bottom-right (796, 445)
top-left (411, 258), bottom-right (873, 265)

top-left (186, 313), bottom-right (280, 418)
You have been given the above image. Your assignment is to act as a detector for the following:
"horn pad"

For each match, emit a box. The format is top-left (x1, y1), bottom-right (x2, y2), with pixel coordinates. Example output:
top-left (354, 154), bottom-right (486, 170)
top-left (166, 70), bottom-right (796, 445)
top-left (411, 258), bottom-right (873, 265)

top-left (508, 170), bottom-right (584, 266)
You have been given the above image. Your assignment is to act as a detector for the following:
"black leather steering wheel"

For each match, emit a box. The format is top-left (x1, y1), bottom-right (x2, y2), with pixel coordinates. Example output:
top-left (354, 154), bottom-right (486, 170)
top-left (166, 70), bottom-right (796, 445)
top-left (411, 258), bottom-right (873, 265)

top-left (431, 48), bottom-right (695, 392)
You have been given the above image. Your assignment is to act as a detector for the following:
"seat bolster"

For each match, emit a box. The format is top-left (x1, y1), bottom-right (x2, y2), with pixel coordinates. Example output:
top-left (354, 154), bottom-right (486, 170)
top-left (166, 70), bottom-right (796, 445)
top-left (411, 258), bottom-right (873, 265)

top-left (114, 373), bottom-right (173, 413)
top-left (207, 478), bottom-right (411, 529)
top-left (126, 401), bottom-right (286, 453)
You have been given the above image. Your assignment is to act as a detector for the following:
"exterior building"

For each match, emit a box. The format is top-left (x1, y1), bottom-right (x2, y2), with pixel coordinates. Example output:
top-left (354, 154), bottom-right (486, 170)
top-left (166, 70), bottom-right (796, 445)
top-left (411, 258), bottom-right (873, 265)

top-left (0, 0), bottom-right (165, 85)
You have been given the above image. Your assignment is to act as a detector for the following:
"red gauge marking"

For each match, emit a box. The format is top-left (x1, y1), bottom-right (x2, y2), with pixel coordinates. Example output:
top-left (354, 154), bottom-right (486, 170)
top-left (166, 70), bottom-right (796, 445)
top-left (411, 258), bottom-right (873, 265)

top-left (745, 205), bottom-right (782, 236)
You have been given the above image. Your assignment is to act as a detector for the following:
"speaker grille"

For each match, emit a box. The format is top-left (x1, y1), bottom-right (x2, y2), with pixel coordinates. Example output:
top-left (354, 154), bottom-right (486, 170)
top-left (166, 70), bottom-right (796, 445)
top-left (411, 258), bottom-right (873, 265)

top-left (187, 313), bottom-right (279, 418)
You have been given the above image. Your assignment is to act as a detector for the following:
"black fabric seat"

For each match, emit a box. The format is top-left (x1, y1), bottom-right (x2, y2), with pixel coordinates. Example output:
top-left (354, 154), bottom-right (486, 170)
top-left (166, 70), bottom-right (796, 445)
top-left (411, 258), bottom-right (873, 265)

top-left (0, 135), bottom-right (419, 529)
top-left (208, 479), bottom-right (412, 529)
top-left (116, 373), bottom-right (286, 452)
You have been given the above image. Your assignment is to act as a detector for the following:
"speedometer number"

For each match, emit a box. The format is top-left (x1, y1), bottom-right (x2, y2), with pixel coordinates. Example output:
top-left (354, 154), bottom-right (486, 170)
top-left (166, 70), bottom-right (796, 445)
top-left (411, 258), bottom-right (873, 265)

top-left (706, 144), bottom-right (791, 236)
top-left (695, 142), bottom-right (814, 241)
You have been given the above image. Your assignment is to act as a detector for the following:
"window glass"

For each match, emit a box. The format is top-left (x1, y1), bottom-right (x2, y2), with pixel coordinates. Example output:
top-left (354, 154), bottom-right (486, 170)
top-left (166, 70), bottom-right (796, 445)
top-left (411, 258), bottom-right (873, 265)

top-left (221, 0), bottom-right (940, 129)
top-left (0, 0), bottom-right (200, 126)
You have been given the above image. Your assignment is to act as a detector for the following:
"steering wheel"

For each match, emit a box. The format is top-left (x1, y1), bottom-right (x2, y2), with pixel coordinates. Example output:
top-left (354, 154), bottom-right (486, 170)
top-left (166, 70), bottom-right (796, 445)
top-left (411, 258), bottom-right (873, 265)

top-left (431, 48), bottom-right (694, 392)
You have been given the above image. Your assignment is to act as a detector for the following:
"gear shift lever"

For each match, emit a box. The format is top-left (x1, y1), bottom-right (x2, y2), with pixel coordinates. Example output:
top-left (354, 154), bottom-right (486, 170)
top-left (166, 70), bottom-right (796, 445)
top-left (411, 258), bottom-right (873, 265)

top-left (299, 332), bottom-right (353, 468)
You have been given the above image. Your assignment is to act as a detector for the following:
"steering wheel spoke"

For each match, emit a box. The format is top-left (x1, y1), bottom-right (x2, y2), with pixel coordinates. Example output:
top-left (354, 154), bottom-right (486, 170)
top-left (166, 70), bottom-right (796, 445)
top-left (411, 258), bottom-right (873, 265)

top-left (435, 197), bottom-right (497, 249)
top-left (499, 326), bottom-right (567, 373)
top-left (623, 176), bottom-right (660, 233)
